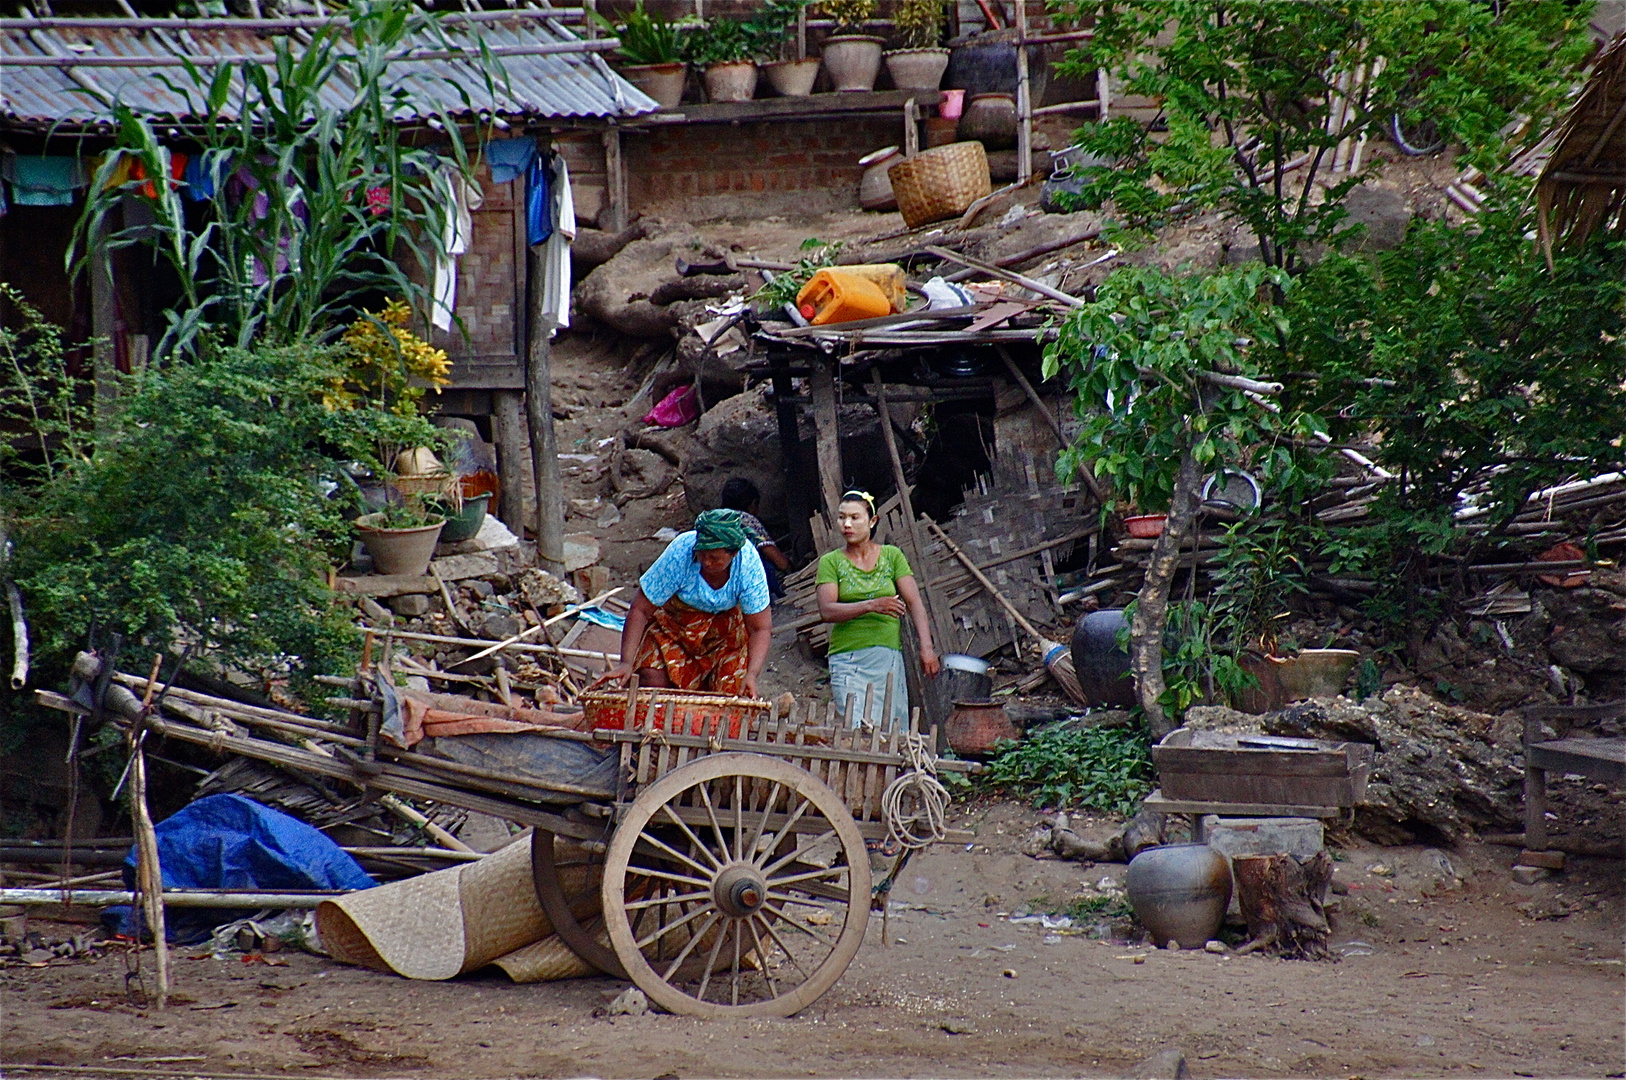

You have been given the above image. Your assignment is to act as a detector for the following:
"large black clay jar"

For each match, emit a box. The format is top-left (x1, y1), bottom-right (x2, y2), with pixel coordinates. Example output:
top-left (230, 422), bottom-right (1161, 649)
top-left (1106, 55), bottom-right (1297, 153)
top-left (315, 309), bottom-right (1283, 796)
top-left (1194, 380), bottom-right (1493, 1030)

top-left (944, 29), bottom-right (1049, 102)
top-left (1126, 843), bottom-right (1233, 949)
top-left (1071, 608), bottom-right (1137, 708)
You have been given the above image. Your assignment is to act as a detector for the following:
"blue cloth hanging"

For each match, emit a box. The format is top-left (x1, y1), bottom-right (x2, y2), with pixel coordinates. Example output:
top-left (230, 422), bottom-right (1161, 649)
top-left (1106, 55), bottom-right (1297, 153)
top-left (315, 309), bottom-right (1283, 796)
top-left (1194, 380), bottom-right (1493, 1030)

top-left (4, 156), bottom-right (83, 206)
top-left (526, 151), bottom-right (553, 247)
top-left (486, 137), bottom-right (538, 185)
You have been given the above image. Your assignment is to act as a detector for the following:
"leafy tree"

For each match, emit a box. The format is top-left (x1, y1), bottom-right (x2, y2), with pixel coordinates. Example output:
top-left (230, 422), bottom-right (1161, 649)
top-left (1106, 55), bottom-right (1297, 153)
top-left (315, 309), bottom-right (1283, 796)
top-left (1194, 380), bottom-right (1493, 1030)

top-left (1050, 0), bottom-right (1594, 270)
top-left (1281, 218), bottom-right (1626, 637)
top-left (1044, 263), bottom-right (1327, 736)
top-left (70, 0), bottom-right (505, 361)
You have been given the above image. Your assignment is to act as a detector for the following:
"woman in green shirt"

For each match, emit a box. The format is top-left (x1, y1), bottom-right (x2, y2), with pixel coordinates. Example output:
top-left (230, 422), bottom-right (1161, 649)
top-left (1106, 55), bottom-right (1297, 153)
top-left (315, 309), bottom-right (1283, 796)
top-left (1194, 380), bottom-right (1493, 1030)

top-left (816, 490), bottom-right (941, 729)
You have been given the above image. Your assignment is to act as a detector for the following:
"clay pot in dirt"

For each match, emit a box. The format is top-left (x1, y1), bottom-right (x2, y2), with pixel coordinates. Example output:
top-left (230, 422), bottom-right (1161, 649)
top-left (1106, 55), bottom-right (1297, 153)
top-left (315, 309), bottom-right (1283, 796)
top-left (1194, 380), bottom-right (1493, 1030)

top-left (1126, 843), bottom-right (1233, 950)
top-left (703, 60), bottom-right (758, 103)
top-left (957, 91), bottom-right (1018, 149)
top-left (1071, 608), bottom-right (1137, 709)
top-left (622, 61), bottom-right (686, 109)
top-left (821, 35), bottom-right (884, 91)
top-left (354, 514), bottom-right (445, 577)
top-left (945, 700), bottom-right (1018, 757)
top-left (762, 56), bottom-right (821, 96)
top-left (1277, 649), bottom-right (1360, 701)
top-left (858, 146), bottom-right (903, 210)
top-left (884, 46), bottom-right (950, 91)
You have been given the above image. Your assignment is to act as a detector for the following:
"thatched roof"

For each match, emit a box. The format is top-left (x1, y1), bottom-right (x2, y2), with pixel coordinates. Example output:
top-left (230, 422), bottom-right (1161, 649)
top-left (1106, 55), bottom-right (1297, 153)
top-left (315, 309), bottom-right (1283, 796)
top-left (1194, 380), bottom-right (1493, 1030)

top-left (1535, 32), bottom-right (1626, 266)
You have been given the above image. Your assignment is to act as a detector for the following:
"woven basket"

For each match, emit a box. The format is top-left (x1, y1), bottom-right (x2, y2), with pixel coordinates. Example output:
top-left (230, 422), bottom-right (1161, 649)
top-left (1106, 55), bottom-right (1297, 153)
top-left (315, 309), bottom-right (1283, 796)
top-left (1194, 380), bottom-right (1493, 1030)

top-left (886, 141), bottom-right (992, 228)
top-left (581, 688), bottom-right (770, 741)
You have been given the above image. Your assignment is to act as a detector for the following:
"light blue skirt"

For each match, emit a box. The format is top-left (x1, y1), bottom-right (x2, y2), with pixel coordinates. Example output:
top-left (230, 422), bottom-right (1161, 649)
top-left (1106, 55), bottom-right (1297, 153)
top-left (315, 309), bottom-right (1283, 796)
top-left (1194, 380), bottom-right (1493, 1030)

top-left (828, 645), bottom-right (909, 730)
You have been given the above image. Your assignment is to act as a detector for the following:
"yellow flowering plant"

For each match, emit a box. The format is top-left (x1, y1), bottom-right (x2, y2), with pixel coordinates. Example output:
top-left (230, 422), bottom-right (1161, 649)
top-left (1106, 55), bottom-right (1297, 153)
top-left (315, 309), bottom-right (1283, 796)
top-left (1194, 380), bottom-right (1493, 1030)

top-left (332, 299), bottom-right (452, 416)
top-left (331, 300), bottom-right (458, 529)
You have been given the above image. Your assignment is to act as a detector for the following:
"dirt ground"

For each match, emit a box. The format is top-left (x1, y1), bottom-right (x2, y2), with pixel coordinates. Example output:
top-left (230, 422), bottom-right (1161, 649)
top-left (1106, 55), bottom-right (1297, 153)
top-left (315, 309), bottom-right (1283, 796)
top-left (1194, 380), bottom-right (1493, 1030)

top-left (4, 799), bottom-right (1621, 1080)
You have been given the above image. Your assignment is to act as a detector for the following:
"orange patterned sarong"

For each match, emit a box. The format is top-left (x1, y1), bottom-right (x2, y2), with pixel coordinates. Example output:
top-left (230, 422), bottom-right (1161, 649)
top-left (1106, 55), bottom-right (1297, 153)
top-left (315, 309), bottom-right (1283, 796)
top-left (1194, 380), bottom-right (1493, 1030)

top-left (632, 597), bottom-right (749, 694)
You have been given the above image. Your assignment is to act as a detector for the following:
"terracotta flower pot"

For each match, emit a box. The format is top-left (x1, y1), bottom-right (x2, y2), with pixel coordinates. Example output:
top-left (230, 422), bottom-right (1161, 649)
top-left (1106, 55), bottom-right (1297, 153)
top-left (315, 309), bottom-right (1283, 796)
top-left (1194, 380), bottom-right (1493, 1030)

top-left (622, 61), bottom-right (686, 109)
top-left (703, 60), bottom-right (758, 103)
top-left (821, 35), bottom-right (884, 91)
top-left (884, 46), bottom-right (950, 91)
top-left (355, 513), bottom-right (445, 577)
top-left (944, 700), bottom-right (1017, 757)
top-left (1276, 649), bottom-right (1360, 701)
top-left (1126, 843), bottom-right (1233, 950)
top-left (1125, 513), bottom-right (1168, 539)
top-left (762, 56), bottom-right (821, 97)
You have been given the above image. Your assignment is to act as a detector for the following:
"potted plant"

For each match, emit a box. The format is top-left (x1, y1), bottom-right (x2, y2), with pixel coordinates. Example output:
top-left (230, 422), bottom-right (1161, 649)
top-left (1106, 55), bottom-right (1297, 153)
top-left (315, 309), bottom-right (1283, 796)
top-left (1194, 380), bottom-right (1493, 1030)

top-left (594, 1), bottom-right (689, 110)
top-left (816, 0), bottom-right (883, 92)
top-left (333, 301), bottom-right (458, 577)
top-left (754, 0), bottom-right (821, 97)
top-left (885, 0), bottom-right (950, 91)
top-left (683, 17), bottom-right (761, 103)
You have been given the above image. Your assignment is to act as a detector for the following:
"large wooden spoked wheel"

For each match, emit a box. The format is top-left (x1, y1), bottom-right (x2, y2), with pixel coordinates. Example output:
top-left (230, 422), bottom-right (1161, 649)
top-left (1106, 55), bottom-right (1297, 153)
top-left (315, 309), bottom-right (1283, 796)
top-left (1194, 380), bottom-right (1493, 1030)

top-left (531, 829), bottom-right (625, 978)
top-left (601, 753), bottom-right (872, 1018)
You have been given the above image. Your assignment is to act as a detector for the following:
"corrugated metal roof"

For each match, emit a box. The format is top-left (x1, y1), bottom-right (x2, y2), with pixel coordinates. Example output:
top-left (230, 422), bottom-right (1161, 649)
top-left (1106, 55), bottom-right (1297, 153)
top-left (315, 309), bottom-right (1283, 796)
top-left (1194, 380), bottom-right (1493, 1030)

top-left (0, 15), bottom-right (658, 128)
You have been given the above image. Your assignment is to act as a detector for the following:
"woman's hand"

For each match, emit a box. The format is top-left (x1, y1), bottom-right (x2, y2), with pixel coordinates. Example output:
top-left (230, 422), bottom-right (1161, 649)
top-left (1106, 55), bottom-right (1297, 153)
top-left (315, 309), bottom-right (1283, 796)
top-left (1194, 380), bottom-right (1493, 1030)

top-left (919, 647), bottom-right (941, 678)
top-left (866, 596), bottom-right (907, 618)
top-left (586, 661), bottom-right (634, 692)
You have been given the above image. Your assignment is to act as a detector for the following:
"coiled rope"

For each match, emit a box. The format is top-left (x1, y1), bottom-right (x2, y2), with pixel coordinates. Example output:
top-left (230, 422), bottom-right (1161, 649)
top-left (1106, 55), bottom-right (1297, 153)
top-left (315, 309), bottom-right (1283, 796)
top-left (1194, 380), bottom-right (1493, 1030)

top-left (881, 732), bottom-right (950, 850)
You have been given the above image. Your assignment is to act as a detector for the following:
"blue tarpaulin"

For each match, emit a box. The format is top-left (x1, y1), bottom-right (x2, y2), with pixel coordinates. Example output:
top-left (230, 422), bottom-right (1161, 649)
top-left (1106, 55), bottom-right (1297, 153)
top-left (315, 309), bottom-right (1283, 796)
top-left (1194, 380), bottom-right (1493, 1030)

top-left (107, 793), bottom-right (374, 943)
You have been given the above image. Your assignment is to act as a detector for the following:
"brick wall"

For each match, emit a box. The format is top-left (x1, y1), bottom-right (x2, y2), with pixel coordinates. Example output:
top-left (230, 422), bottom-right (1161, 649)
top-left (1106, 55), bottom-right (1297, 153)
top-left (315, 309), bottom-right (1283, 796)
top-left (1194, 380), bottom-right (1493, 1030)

top-left (624, 115), bottom-right (902, 219)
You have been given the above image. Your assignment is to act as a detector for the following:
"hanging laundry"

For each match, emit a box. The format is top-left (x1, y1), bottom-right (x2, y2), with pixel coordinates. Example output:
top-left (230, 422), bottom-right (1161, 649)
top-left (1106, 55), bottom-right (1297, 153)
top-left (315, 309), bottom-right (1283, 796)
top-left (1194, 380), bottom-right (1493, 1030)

top-left (525, 150), bottom-right (552, 247)
top-left (537, 153), bottom-right (576, 337)
top-left (2, 155), bottom-right (85, 207)
top-left (183, 150), bottom-right (226, 201)
top-left (485, 137), bottom-right (538, 184)
top-left (431, 167), bottom-right (483, 332)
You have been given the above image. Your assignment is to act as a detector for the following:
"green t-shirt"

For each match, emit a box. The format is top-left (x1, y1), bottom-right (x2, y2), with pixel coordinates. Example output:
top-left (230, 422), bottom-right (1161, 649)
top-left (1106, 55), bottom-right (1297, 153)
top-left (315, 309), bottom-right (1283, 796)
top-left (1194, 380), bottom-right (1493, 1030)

top-left (816, 544), bottom-right (914, 655)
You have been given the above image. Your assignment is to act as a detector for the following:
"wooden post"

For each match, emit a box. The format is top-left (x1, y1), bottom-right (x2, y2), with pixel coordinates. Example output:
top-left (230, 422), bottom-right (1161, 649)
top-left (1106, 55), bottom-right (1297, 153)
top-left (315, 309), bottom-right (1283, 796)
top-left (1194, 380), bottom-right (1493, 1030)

top-left (1524, 761), bottom-right (1549, 851)
top-left (1015, 0), bottom-right (1032, 185)
top-left (809, 355), bottom-right (844, 525)
top-left (796, 3), bottom-right (807, 61)
top-left (131, 658), bottom-right (169, 1008)
top-left (771, 357), bottom-right (815, 554)
top-left (601, 127), bottom-right (627, 234)
top-left (492, 390), bottom-right (529, 537)
top-left (903, 97), bottom-right (920, 159)
top-left (525, 249), bottom-right (565, 576)
top-left (1097, 66), bottom-right (1111, 121)
top-left (89, 215), bottom-right (118, 425)
top-left (873, 373), bottom-right (954, 654)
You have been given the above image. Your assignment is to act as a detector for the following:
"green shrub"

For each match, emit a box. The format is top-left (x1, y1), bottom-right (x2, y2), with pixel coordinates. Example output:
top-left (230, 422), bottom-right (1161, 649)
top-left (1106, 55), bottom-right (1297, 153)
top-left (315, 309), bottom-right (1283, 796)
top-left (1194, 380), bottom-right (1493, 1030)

top-left (980, 723), bottom-right (1152, 813)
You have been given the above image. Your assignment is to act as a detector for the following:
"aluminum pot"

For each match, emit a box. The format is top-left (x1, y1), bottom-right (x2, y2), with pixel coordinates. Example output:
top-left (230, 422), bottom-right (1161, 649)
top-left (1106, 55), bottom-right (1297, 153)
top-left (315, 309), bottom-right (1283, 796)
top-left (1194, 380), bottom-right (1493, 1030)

top-left (1126, 843), bottom-right (1233, 949)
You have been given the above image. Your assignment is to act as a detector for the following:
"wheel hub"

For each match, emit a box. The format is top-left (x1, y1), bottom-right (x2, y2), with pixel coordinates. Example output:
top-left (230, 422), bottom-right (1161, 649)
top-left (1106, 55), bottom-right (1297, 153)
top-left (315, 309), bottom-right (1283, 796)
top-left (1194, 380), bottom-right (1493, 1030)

top-left (713, 863), bottom-right (767, 918)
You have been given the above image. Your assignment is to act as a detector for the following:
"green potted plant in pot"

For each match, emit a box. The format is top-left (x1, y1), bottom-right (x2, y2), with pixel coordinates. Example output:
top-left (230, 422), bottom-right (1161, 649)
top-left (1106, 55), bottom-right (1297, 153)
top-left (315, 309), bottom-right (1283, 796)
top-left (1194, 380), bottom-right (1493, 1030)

top-left (754, 0), bottom-right (821, 97)
top-left (886, 0), bottom-right (949, 91)
top-left (816, 0), bottom-right (882, 91)
top-left (593, 0), bottom-right (689, 110)
top-left (333, 301), bottom-right (459, 578)
top-left (684, 16), bottom-right (762, 103)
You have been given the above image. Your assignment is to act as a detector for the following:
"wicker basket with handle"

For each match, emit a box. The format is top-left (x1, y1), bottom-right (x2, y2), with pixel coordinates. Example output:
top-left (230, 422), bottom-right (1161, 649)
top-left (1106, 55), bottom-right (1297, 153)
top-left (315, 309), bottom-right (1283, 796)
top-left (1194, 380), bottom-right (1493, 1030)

top-left (886, 141), bottom-right (992, 228)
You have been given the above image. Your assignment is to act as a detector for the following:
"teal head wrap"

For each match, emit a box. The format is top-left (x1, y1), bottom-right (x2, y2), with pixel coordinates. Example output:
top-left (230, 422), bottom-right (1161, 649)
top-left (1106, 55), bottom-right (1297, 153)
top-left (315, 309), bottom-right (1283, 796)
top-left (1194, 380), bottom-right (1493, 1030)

top-left (693, 509), bottom-right (749, 552)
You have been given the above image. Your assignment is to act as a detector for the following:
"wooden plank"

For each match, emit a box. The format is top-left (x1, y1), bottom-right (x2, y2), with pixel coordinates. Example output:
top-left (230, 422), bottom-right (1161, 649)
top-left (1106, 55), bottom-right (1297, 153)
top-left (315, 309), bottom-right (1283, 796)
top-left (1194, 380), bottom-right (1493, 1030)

top-left (1527, 738), bottom-right (1626, 783)
top-left (492, 390), bottom-right (528, 536)
top-left (810, 356), bottom-right (843, 525)
top-left (333, 574), bottom-right (439, 598)
top-left (1152, 747), bottom-right (1355, 777)
top-left (648, 89), bottom-right (943, 126)
top-left (1142, 789), bottom-right (1344, 819)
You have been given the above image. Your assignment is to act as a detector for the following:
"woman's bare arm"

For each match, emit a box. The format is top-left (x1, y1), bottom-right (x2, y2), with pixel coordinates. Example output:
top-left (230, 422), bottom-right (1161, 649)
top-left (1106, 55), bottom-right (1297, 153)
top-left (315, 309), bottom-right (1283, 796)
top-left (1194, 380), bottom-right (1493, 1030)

top-left (817, 582), bottom-right (906, 623)
top-left (895, 575), bottom-right (941, 676)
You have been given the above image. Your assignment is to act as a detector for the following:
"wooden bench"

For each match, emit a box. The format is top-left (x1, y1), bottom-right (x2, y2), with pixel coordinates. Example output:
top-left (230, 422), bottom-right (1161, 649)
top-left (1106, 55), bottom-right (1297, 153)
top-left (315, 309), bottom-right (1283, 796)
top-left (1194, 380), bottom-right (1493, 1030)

top-left (1522, 701), bottom-right (1626, 854)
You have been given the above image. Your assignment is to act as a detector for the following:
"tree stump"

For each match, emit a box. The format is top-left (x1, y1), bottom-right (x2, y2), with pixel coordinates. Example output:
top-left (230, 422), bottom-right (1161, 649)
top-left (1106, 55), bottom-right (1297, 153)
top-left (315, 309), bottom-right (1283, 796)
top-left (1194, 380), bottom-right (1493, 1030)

top-left (1232, 852), bottom-right (1334, 960)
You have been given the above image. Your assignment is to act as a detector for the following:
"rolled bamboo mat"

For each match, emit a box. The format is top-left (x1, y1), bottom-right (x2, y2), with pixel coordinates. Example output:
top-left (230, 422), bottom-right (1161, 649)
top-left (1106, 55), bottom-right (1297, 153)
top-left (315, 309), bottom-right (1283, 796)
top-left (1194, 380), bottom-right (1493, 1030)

top-left (317, 832), bottom-right (601, 982)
